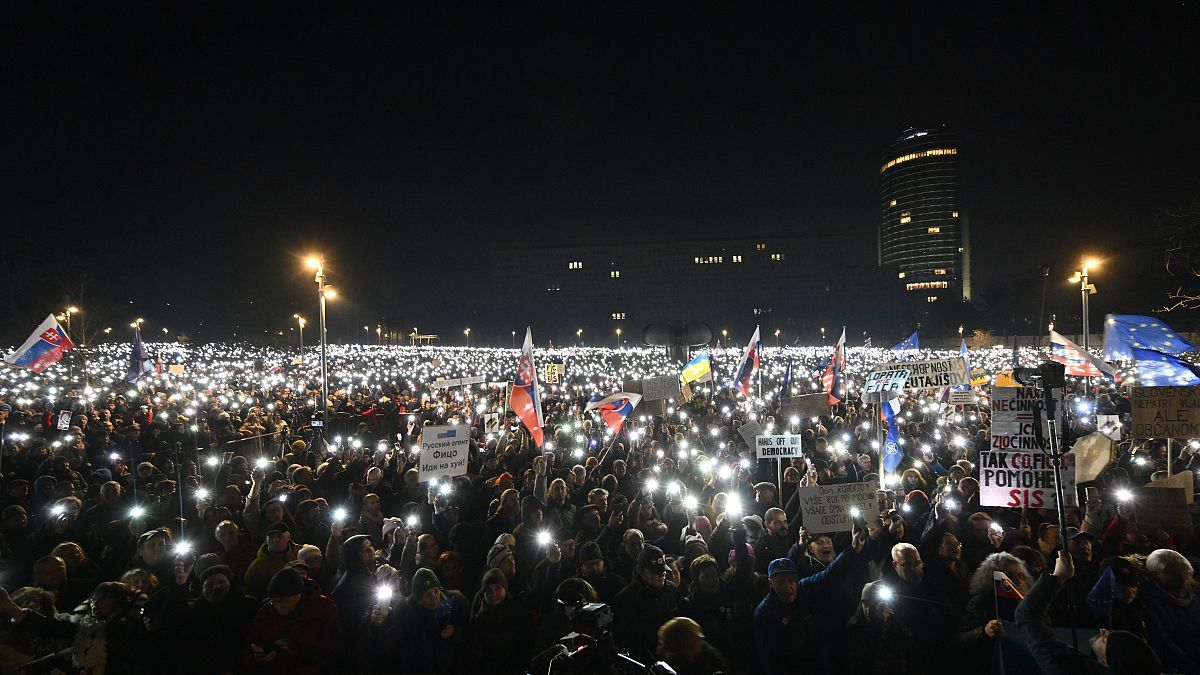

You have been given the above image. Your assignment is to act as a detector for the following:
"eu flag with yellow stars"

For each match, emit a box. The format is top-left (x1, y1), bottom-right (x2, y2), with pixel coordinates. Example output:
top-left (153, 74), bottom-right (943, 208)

top-left (1103, 314), bottom-right (1195, 361)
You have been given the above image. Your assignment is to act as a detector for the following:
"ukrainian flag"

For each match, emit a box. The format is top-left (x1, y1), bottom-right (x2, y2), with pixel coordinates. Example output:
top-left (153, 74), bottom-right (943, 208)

top-left (680, 349), bottom-right (712, 384)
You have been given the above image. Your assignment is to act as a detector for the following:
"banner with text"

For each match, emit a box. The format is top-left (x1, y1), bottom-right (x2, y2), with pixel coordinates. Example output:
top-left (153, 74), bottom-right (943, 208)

top-left (795, 481), bottom-right (880, 532)
top-left (990, 387), bottom-right (1061, 452)
top-left (979, 450), bottom-right (1076, 508)
top-left (873, 357), bottom-right (969, 389)
top-left (418, 424), bottom-right (471, 483)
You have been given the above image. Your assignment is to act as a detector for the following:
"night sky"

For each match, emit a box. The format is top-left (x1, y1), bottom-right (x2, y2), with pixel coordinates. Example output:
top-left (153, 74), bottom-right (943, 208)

top-left (6, 3), bottom-right (1199, 343)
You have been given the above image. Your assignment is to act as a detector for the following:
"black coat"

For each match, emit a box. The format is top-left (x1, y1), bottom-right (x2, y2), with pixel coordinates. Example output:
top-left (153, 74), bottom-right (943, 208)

top-left (611, 577), bottom-right (680, 663)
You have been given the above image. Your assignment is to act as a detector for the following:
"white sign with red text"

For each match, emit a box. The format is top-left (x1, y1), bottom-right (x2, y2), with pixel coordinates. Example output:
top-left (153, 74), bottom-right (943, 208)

top-left (979, 450), bottom-right (1076, 508)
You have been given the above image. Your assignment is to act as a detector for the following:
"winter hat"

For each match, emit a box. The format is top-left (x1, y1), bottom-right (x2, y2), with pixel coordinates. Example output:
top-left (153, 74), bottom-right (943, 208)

top-left (411, 568), bottom-right (441, 597)
top-left (487, 543), bottom-right (514, 569)
top-left (297, 544), bottom-right (323, 563)
top-left (481, 567), bottom-right (508, 589)
top-left (692, 516), bottom-right (713, 539)
top-left (193, 553), bottom-right (223, 580)
top-left (494, 533), bottom-right (517, 549)
top-left (199, 564), bottom-right (232, 583)
top-left (579, 542), bottom-right (605, 564)
top-left (266, 568), bottom-right (305, 598)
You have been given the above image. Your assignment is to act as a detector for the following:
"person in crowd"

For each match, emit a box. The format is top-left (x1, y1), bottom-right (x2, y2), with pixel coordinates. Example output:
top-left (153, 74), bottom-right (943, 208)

top-left (244, 522), bottom-right (301, 599)
top-left (1139, 548), bottom-right (1200, 672)
top-left (246, 567), bottom-right (341, 674)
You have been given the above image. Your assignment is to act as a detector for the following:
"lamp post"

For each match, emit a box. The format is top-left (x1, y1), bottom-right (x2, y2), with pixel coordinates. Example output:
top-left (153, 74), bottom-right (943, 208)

top-left (576, 328), bottom-right (582, 346)
top-left (59, 306), bottom-right (79, 382)
top-left (774, 329), bottom-right (781, 350)
top-left (464, 327), bottom-right (471, 347)
top-left (616, 328), bottom-right (622, 348)
top-left (958, 325), bottom-right (964, 342)
top-left (294, 315), bottom-right (305, 367)
top-left (1068, 258), bottom-right (1100, 392)
top-left (512, 330), bottom-right (516, 349)
top-left (821, 327), bottom-right (826, 344)
top-left (306, 256), bottom-right (333, 450)
top-left (721, 329), bottom-right (727, 349)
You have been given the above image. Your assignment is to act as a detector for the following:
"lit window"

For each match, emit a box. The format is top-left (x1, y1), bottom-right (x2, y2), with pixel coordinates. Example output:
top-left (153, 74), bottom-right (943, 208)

top-left (610, 270), bottom-right (621, 278)
top-left (547, 284), bottom-right (561, 292)
top-left (934, 269), bottom-right (947, 275)
top-left (927, 296), bottom-right (939, 303)
top-left (900, 211), bottom-right (911, 224)
top-left (927, 226), bottom-right (940, 233)
top-left (771, 253), bottom-right (783, 261)
top-left (880, 147), bottom-right (958, 173)
top-left (906, 281), bottom-right (950, 291)
top-left (889, 199), bottom-right (897, 207)
top-left (951, 211), bottom-right (959, 218)
top-left (568, 261), bottom-right (583, 269)
top-left (732, 255), bottom-right (743, 263)
top-left (694, 257), bottom-right (700, 264)
top-left (756, 243), bottom-right (766, 251)
top-left (898, 272), bottom-right (906, 279)
top-left (611, 312), bottom-right (626, 320)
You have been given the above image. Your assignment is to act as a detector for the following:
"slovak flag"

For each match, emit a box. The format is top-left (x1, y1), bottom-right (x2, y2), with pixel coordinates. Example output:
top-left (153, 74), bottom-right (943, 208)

top-left (1050, 330), bottom-right (1117, 380)
top-left (822, 327), bottom-right (847, 405)
top-left (585, 392), bottom-right (643, 434)
top-left (732, 326), bottom-right (761, 397)
top-left (4, 314), bottom-right (75, 374)
top-left (994, 571), bottom-right (1024, 601)
top-left (508, 327), bottom-right (545, 447)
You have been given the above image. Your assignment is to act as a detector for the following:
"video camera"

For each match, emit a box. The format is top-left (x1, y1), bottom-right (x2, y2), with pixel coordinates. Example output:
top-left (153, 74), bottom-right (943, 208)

top-left (529, 603), bottom-right (676, 675)
top-left (1012, 362), bottom-right (1066, 388)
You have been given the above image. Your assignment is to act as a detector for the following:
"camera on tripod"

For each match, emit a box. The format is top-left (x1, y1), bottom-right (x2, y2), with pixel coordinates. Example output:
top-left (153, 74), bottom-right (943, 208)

top-left (1012, 362), bottom-right (1066, 388)
top-left (529, 602), bottom-right (676, 675)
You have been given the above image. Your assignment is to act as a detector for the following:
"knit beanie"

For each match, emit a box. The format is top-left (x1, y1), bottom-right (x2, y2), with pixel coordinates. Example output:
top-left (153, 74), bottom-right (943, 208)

top-left (411, 568), bottom-right (441, 597)
top-left (487, 543), bottom-right (513, 569)
top-left (266, 568), bottom-right (305, 598)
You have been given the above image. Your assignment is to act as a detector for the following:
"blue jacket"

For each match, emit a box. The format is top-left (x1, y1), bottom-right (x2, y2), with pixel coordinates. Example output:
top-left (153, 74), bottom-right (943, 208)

top-left (1139, 581), bottom-right (1200, 675)
top-left (753, 547), bottom-right (857, 675)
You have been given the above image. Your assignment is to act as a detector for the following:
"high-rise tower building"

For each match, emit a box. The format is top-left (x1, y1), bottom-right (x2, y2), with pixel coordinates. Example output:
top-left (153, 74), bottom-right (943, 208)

top-left (878, 127), bottom-right (970, 303)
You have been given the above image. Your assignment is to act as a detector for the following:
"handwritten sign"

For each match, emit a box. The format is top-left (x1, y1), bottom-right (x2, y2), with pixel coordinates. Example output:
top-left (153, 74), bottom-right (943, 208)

top-left (991, 387), bottom-right (1061, 452)
top-left (1130, 387), bottom-right (1200, 438)
top-left (418, 424), bottom-right (470, 482)
top-left (795, 481), bottom-right (879, 532)
top-left (737, 421), bottom-right (763, 447)
top-left (1132, 486), bottom-right (1192, 542)
top-left (873, 357), bottom-right (969, 389)
top-left (864, 369), bottom-right (910, 394)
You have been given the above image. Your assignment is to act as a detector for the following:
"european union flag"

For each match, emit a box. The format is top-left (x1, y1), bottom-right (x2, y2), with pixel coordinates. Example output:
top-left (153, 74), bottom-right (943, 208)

top-left (1131, 347), bottom-right (1200, 385)
top-left (1104, 314), bottom-right (1195, 361)
top-left (890, 331), bottom-right (919, 356)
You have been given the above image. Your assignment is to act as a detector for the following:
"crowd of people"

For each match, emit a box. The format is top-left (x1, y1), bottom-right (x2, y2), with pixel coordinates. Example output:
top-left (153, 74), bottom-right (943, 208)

top-left (0, 339), bottom-right (1194, 674)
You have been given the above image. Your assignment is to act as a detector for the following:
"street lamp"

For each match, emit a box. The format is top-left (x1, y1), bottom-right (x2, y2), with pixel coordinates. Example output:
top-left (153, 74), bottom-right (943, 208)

top-left (306, 256), bottom-right (333, 450)
top-left (577, 328), bottom-right (582, 346)
top-left (821, 327), bottom-right (826, 343)
top-left (721, 329), bottom-right (728, 349)
top-left (774, 329), bottom-right (781, 349)
top-left (616, 328), bottom-right (622, 348)
top-left (1069, 258), bottom-right (1099, 391)
top-left (512, 330), bottom-right (516, 349)
top-left (464, 327), bottom-right (471, 347)
top-left (958, 325), bottom-right (964, 340)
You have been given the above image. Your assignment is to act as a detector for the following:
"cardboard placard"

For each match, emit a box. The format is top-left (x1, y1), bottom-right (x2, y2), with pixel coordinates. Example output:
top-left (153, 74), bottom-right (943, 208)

top-left (737, 421), bottom-right (763, 447)
top-left (1147, 471), bottom-right (1195, 505)
top-left (1130, 386), bottom-right (1200, 438)
top-left (1132, 486), bottom-right (1192, 542)
top-left (56, 411), bottom-right (72, 431)
top-left (641, 375), bottom-right (681, 401)
top-left (779, 393), bottom-right (829, 424)
top-left (864, 369), bottom-right (910, 394)
top-left (1071, 432), bottom-right (1116, 484)
top-left (795, 481), bottom-right (880, 532)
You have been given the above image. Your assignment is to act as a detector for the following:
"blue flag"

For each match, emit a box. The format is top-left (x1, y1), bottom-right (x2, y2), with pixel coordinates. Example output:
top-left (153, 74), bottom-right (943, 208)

top-left (881, 398), bottom-right (903, 473)
top-left (777, 360), bottom-right (792, 401)
top-left (1104, 314), bottom-right (1195, 361)
top-left (955, 339), bottom-right (971, 390)
top-left (890, 331), bottom-right (919, 356)
top-left (1132, 347), bottom-right (1200, 385)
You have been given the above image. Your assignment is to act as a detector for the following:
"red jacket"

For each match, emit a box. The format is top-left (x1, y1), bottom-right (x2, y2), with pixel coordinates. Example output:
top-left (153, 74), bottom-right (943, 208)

top-left (245, 588), bottom-right (340, 675)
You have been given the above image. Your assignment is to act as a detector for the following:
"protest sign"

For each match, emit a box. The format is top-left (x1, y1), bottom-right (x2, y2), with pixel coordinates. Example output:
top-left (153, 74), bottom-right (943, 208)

top-left (780, 393), bottom-right (829, 423)
top-left (1130, 386), bottom-right (1200, 438)
top-left (418, 424), bottom-right (470, 482)
top-left (948, 389), bottom-right (976, 405)
top-left (168, 364), bottom-right (186, 375)
top-left (737, 421), bottom-right (763, 447)
top-left (484, 413), bottom-right (501, 434)
top-left (430, 375), bottom-right (487, 389)
top-left (1070, 432), bottom-right (1115, 484)
top-left (795, 481), bottom-right (880, 532)
top-left (754, 434), bottom-right (803, 459)
top-left (641, 375), bottom-right (681, 401)
top-left (56, 411), bottom-right (72, 431)
top-left (873, 357), bottom-right (968, 389)
top-left (979, 450), bottom-right (1076, 508)
top-left (990, 387), bottom-right (1061, 451)
top-left (1096, 415), bottom-right (1122, 441)
top-left (544, 364), bottom-right (560, 384)
top-left (1147, 470), bottom-right (1195, 505)
top-left (1132, 486), bottom-right (1192, 542)
top-left (864, 369), bottom-right (909, 395)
